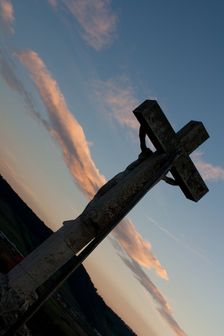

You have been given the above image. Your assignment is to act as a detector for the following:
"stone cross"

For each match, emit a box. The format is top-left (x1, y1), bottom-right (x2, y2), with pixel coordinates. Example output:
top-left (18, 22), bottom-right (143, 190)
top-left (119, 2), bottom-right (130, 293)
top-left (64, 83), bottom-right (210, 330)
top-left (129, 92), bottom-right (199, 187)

top-left (0, 100), bottom-right (209, 334)
top-left (134, 100), bottom-right (209, 201)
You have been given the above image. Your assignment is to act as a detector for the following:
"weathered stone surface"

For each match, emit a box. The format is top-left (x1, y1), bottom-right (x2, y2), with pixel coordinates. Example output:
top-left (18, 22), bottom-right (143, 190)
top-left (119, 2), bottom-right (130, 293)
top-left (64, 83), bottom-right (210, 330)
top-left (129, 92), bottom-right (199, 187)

top-left (0, 273), bottom-right (32, 335)
top-left (65, 151), bottom-right (178, 250)
top-left (176, 121), bottom-right (209, 154)
top-left (133, 100), bottom-right (209, 201)
top-left (8, 229), bottom-right (75, 298)
top-left (171, 153), bottom-right (208, 201)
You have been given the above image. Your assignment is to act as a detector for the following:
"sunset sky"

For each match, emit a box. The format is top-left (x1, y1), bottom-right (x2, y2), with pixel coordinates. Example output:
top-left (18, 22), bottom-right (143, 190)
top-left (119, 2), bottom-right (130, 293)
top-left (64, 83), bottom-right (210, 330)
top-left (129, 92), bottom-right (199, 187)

top-left (1, 1), bottom-right (224, 335)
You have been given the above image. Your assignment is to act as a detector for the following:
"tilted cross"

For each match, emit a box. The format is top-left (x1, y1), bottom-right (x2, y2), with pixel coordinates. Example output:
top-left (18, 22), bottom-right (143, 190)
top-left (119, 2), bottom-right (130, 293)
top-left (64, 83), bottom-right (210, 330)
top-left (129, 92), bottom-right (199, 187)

top-left (134, 100), bottom-right (209, 201)
top-left (2, 100), bottom-right (210, 335)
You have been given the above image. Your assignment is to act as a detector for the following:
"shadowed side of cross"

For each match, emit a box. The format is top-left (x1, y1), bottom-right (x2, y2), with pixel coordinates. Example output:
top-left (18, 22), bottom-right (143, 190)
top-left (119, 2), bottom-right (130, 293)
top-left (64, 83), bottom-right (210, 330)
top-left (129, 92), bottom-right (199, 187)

top-left (133, 100), bottom-right (209, 201)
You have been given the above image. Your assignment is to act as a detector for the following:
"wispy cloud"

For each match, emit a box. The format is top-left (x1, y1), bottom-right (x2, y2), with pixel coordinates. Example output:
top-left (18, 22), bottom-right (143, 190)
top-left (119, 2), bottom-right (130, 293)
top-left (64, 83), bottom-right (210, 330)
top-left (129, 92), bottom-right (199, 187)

top-left (0, 0), bottom-right (14, 32)
top-left (48, 0), bottom-right (58, 9)
top-left (0, 49), bottom-right (41, 121)
top-left (120, 257), bottom-right (187, 336)
top-left (16, 49), bottom-right (106, 199)
top-left (113, 219), bottom-right (168, 280)
top-left (94, 77), bottom-right (139, 129)
top-left (49, 0), bottom-right (117, 50)
top-left (192, 152), bottom-right (224, 182)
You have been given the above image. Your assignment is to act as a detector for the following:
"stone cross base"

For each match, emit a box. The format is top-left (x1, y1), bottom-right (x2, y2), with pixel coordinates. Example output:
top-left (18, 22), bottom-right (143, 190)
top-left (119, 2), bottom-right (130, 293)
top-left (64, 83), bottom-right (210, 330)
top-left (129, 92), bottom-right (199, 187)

top-left (0, 273), bottom-right (33, 335)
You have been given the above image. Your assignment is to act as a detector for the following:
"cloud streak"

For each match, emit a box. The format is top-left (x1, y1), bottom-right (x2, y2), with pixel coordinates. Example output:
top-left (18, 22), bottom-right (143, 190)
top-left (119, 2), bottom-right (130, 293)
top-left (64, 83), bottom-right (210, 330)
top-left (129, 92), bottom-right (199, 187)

top-left (16, 50), bottom-right (105, 199)
top-left (113, 219), bottom-right (168, 280)
top-left (49, 0), bottom-right (117, 50)
top-left (0, 49), bottom-right (42, 122)
top-left (192, 152), bottom-right (224, 182)
top-left (94, 77), bottom-right (139, 129)
top-left (120, 257), bottom-right (187, 336)
top-left (146, 216), bottom-right (211, 264)
top-left (48, 0), bottom-right (58, 9)
top-left (0, 0), bottom-right (14, 32)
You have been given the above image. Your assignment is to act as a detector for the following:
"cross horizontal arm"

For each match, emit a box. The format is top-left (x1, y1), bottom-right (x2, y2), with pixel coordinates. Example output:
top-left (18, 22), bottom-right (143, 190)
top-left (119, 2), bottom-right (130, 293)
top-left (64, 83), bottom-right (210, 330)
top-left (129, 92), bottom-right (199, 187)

top-left (177, 121), bottom-right (209, 155)
top-left (171, 154), bottom-right (208, 201)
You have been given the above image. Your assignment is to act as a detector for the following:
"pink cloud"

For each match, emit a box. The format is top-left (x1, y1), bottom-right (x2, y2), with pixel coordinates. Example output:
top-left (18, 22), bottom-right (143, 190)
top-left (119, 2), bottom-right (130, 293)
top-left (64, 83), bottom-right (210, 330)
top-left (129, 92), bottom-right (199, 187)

top-left (0, 0), bottom-right (14, 32)
top-left (94, 78), bottom-right (139, 129)
top-left (48, 0), bottom-right (58, 9)
top-left (17, 49), bottom-right (106, 199)
top-left (54, 0), bottom-right (117, 50)
top-left (121, 257), bottom-right (187, 336)
top-left (113, 219), bottom-right (168, 280)
top-left (192, 152), bottom-right (224, 181)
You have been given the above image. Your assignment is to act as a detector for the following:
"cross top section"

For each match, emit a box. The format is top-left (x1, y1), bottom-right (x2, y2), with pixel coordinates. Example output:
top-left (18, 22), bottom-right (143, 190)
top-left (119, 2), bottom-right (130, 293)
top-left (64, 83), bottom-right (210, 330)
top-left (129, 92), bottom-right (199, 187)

top-left (133, 100), bottom-right (209, 202)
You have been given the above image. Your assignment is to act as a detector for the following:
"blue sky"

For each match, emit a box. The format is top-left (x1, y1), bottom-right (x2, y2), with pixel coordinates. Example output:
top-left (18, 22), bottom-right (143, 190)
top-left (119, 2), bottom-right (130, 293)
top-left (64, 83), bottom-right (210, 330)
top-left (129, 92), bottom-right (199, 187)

top-left (0, 1), bottom-right (224, 335)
